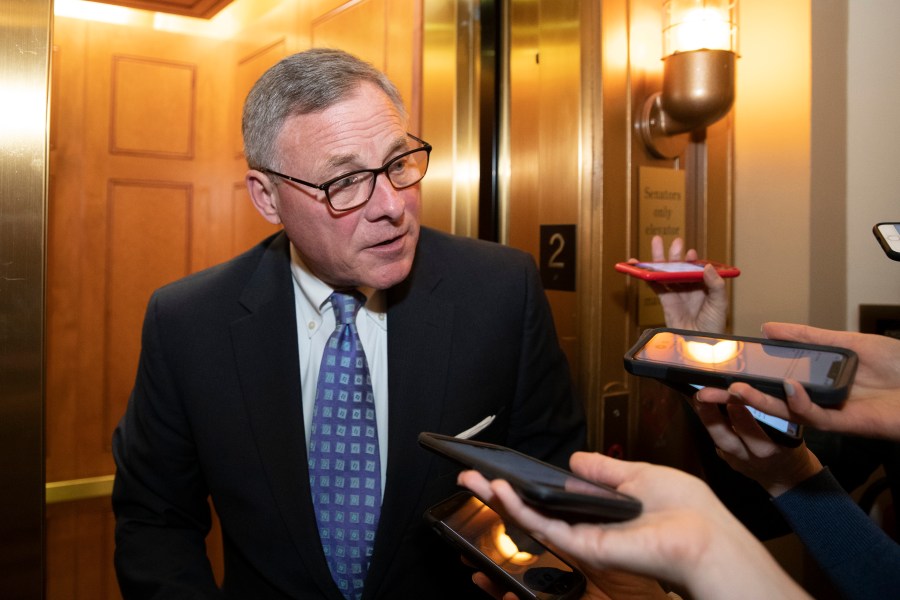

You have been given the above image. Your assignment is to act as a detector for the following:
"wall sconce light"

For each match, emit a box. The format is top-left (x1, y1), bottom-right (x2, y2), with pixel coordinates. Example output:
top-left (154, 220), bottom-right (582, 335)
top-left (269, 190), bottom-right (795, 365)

top-left (639, 0), bottom-right (738, 158)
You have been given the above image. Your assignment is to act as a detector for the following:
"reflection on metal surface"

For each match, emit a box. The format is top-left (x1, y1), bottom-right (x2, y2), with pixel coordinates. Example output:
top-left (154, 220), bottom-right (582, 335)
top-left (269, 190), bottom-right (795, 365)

top-left (0, 0), bottom-right (51, 595)
top-left (421, 0), bottom-right (480, 238)
top-left (46, 475), bottom-right (116, 504)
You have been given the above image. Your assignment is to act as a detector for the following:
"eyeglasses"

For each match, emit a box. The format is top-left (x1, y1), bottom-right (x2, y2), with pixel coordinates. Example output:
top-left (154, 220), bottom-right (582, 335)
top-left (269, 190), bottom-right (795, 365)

top-left (262, 133), bottom-right (432, 212)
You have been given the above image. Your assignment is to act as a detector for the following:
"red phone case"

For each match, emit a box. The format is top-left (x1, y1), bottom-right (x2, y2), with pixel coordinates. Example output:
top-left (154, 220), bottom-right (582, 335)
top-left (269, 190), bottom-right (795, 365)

top-left (614, 260), bottom-right (740, 282)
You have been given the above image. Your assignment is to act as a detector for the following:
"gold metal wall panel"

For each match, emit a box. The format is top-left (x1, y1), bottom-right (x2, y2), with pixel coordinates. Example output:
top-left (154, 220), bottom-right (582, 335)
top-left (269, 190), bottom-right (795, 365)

top-left (0, 0), bottom-right (51, 595)
top-left (507, 0), bottom-right (582, 379)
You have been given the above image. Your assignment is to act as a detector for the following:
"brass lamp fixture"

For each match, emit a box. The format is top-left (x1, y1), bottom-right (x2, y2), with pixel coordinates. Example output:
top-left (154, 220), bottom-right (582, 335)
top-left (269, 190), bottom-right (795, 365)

top-left (639, 0), bottom-right (738, 158)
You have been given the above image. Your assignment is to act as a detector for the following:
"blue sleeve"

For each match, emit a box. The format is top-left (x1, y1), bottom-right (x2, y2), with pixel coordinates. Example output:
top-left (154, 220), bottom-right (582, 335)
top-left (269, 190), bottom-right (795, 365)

top-left (773, 467), bottom-right (900, 600)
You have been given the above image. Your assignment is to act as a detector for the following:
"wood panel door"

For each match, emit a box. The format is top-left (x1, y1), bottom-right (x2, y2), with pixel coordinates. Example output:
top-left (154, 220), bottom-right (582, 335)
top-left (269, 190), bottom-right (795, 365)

top-left (45, 16), bottom-right (275, 598)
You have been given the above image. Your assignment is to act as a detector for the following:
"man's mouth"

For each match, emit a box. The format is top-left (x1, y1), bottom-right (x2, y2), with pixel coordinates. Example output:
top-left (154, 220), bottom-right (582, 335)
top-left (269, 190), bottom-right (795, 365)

top-left (370, 232), bottom-right (404, 248)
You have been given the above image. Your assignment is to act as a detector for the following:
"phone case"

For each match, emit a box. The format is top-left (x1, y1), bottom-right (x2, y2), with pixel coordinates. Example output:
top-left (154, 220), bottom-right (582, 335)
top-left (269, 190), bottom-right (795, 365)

top-left (418, 432), bottom-right (642, 522)
top-left (873, 222), bottom-right (900, 261)
top-left (425, 492), bottom-right (586, 600)
top-left (614, 260), bottom-right (741, 282)
top-left (623, 327), bottom-right (858, 406)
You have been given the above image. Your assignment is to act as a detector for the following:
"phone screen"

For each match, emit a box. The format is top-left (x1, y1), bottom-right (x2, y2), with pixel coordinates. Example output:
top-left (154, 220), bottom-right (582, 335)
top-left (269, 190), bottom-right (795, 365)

top-left (877, 222), bottom-right (900, 239)
top-left (746, 406), bottom-right (801, 436)
top-left (429, 493), bottom-right (584, 600)
top-left (636, 331), bottom-right (847, 386)
top-left (634, 261), bottom-right (705, 274)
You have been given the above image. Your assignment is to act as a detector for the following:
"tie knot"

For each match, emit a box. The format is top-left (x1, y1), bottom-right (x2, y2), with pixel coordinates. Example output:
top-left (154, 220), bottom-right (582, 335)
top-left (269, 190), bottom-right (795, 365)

top-left (330, 291), bottom-right (364, 326)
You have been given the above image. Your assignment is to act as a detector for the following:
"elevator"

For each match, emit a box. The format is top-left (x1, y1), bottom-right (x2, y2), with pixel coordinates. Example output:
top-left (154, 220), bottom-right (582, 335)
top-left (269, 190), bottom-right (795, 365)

top-left (1, 1), bottom-right (735, 596)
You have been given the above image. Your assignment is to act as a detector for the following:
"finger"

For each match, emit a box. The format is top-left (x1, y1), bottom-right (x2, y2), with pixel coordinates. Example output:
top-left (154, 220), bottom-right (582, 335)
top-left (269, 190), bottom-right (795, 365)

top-left (692, 400), bottom-right (748, 457)
top-left (567, 452), bottom-right (639, 490)
top-left (782, 379), bottom-right (829, 425)
top-left (651, 235), bottom-right (666, 262)
top-left (725, 383), bottom-right (792, 420)
top-left (725, 403), bottom-right (777, 453)
top-left (458, 470), bottom-right (496, 501)
top-left (488, 479), bottom-right (566, 541)
top-left (702, 263), bottom-right (726, 291)
top-left (471, 571), bottom-right (518, 600)
top-left (761, 322), bottom-right (843, 347)
top-left (694, 386), bottom-right (733, 404)
top-left (666, 237), bottom-right (684, 262)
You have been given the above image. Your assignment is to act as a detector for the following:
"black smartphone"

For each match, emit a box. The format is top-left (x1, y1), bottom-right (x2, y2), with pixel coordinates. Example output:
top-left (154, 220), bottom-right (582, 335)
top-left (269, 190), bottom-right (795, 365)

top-left (873, 222), bottom-right (900, 261)
top-left (418, 432), bottom-right (642, 523)
top-left (426, 492), bottom-right (586, 600)
top-left (624, 328), bottom-right (858, 406)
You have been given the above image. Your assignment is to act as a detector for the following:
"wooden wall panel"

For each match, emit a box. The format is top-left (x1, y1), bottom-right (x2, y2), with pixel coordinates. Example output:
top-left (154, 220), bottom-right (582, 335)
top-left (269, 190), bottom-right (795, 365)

top-left (233, 39), bottom-right (287, 157)
top-left (232, 181), bottom-right (280, 254)
top-left (312, 0), bottom-right (386, 69)
top-left (111, 56), bottom-right (196, 158)
top-left (46, 498), bottom-right (119, 600)
top-left (103, 180), bottom-right (193, 438)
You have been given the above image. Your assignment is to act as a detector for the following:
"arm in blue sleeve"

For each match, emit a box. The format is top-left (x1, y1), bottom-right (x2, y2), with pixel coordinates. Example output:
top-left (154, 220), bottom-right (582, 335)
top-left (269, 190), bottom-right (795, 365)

top-left (773, 467), bottom-right (900, 600)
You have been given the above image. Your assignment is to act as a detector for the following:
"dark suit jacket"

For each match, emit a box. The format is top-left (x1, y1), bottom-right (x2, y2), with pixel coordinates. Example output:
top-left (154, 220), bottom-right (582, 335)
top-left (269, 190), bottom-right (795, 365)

top-left (112, 227), bottom-right (585, 599)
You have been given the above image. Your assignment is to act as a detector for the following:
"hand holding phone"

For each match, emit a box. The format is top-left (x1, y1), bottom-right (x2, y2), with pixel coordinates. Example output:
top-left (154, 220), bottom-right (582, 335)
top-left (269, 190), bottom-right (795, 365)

top-left (426, 492), bottom-right (586, 600)
top-left (418, 432), bottom-right (642, 523)
top-left (615, 260), bottom-right (740, 283)
top-left (624, 328), bottom-right (858, 406)
top-left (687, 383), bottom-right (803, 446)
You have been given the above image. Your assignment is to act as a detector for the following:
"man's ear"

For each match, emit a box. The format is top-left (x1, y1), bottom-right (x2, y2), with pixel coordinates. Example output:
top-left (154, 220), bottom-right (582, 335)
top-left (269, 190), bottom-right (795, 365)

top-left (246, 170), bottom-right (282, 225)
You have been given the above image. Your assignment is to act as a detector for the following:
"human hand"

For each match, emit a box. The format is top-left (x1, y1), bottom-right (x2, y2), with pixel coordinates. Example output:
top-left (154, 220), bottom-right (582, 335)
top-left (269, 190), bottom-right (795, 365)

top-left (696, 322), bottom-right (900, 441)
top-left (631, 236), bottom-right (728, 333)
top-left (689, 397), bottom-right (824, 497)
top-left (459, 452), bottom-right (808, 600)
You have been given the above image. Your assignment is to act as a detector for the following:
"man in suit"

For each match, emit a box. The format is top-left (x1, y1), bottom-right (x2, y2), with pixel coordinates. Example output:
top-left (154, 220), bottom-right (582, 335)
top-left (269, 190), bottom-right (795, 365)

top-left (112, 48), bottom-right (585, 599)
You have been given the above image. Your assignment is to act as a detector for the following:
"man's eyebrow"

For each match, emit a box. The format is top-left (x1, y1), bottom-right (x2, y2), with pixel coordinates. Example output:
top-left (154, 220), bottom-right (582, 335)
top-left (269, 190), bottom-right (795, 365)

top-left (323, 136), bottom-right (410, 173)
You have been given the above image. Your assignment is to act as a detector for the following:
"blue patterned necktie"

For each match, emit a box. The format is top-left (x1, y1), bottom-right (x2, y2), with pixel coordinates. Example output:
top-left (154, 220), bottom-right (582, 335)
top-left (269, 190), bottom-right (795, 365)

top-left (309, 291), bottom-right (381, 600)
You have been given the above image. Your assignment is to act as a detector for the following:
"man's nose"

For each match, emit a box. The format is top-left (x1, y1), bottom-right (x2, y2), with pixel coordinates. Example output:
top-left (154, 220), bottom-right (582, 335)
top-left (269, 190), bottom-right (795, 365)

top-left (367, 172), bottom-right (406, 219)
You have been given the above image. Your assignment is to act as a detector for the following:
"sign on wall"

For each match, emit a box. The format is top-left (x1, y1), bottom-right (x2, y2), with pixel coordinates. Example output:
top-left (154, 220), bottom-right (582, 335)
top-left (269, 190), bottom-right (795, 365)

top-left (638, 167), bottom-right (686, 325)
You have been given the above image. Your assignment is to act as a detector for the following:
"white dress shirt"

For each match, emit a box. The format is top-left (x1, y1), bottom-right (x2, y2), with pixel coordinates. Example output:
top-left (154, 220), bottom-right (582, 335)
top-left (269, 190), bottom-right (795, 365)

top-left (289, 244), bottom-right (389, 493)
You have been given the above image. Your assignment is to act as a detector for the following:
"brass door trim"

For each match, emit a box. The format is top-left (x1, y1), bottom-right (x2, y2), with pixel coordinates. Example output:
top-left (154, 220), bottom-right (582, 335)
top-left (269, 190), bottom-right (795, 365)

top-left (45, 475), bottom-right (115, 504)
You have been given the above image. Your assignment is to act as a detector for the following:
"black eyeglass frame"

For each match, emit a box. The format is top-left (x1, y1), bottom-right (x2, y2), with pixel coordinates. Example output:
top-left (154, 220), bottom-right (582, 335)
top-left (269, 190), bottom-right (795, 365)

top-left (261, 133), bottom-right (432, 212)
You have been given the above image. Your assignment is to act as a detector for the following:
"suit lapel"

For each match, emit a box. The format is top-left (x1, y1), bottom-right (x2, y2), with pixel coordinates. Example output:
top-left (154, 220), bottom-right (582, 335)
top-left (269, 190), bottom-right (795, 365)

top-left (230, 233), bottom-right (342, 600)
top-left (364, 230), bottom-right (454, 594)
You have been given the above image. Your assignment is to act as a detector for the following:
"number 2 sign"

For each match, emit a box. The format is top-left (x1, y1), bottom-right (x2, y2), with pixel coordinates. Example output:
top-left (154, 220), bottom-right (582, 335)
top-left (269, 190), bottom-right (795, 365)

top-left (539, 224), bottom-right (576, 291)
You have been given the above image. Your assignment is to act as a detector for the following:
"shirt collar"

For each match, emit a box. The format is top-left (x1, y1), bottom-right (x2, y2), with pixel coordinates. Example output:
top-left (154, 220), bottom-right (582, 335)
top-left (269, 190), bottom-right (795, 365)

top-left (289, 244), bottom-right (387, 331)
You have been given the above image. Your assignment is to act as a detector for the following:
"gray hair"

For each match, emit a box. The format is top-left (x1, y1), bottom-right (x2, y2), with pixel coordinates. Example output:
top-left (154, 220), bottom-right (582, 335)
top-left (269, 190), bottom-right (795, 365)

top-left (241, 48), bottom-right (407, 172)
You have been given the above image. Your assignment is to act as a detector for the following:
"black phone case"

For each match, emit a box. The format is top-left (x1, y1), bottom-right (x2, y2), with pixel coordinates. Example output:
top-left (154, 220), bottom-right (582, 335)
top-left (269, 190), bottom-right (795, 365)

top-left (425, 492), bottom-right (586, 600)
top-left (623, 327), bottom-right (858, 406)
top-left (418, 432), bottom-right (642, 522)
top-left (873, 223), bottom-right (900, 261)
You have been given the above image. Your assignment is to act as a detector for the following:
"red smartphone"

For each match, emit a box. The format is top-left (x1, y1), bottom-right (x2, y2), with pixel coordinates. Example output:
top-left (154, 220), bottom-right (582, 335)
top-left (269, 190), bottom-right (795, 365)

top-left (615, 260), bottom-right (740, 283)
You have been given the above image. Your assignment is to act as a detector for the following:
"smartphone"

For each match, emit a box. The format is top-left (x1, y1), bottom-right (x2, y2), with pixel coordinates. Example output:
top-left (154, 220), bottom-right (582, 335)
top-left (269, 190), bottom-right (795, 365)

top-left (873, 222), bottom-right (900, 261)
top-left (687, 383), bottom-right (803, 446)
top-left (418, 432), bottom-right (641, 523)
top-left (624, 328), bottom-right (858, 406)
top-left (426, 492), bottom-right (586, 600)
top-left (614, 260), bottom-right (740, 283)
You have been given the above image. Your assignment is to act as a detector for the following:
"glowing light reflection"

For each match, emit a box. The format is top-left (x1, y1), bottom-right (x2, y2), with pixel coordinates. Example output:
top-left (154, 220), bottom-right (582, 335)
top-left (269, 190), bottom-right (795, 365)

top-left (683, 339), bottom-right (740, 364)
top-left (492, 523), bottom-right (536, 565)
